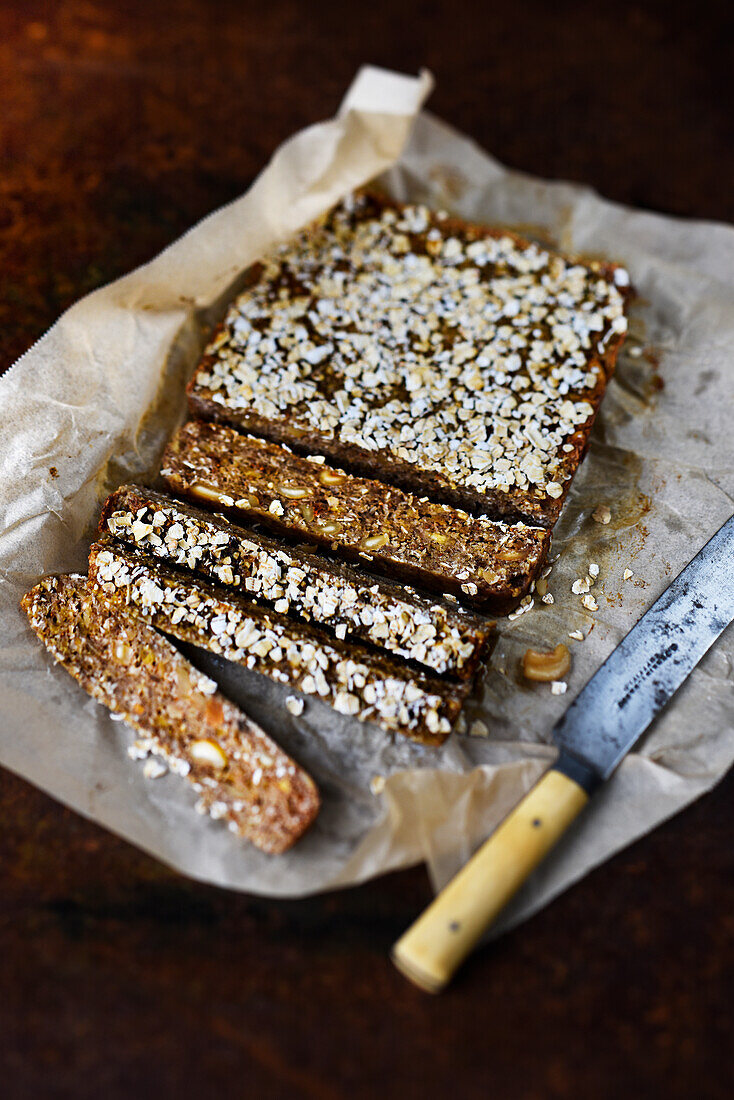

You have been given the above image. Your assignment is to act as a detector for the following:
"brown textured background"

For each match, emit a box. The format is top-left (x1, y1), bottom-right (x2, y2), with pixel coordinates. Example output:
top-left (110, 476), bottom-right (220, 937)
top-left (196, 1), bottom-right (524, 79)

top-left (1, 1), bottom-right (733, 1097)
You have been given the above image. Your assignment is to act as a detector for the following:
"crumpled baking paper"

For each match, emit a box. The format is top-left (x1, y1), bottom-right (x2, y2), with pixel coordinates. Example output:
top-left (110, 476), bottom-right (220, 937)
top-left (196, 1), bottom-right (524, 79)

top-left (1, 66), bottom-right (732, 929)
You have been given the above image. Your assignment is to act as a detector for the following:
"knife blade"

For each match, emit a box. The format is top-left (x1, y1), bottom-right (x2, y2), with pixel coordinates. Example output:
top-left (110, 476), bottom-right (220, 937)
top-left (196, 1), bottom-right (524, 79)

top-left (392, 514), bottom-right (734, 993)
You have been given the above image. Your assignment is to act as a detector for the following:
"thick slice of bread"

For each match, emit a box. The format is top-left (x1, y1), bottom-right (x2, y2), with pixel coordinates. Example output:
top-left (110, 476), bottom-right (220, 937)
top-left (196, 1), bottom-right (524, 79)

top-left (88, 542), bottom-right (469, 746)
top-left (100, 484), bottom-right (494, 680)
top-left (21, 574), bottom-right (320, 854)
top-left (160, 420), bottom-right (550, 615)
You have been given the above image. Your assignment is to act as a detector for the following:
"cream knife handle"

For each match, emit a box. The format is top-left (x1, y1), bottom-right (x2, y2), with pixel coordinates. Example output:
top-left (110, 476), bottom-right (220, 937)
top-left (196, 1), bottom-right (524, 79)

top-left (392, 756), bottom-right (596, 993)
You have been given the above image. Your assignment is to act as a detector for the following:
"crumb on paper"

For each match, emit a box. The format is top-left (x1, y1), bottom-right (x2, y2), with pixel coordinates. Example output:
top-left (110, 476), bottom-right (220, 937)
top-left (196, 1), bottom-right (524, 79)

top-left (143, 758), bottom-right (167, 780)
top-left (592, 505), bottom-right (611, 525)
top-left (572, 578), bottom-right (590, 595)
top-left (568, 630), bottom-right (585, 641)
top-left (629, 345), bottom-right (643, 358)
top-left (589, 563), bottom-right (599, 577)
top-left (551, 681), bottom-right (568, 695)
top-left (370, 775), bottom-right (386, 796)
top-left (285, 695), bottom-right (304, 716)
top-left (541, 592), bottom-right (554, 605)
top-left (623, 568), bottom-right (634, 581)
top-left (508, 595), bottom-right (534, 621)
top-left (581, 594), bottom-right (599, 611)
top-left (470, 718), bottom-right (489, 737)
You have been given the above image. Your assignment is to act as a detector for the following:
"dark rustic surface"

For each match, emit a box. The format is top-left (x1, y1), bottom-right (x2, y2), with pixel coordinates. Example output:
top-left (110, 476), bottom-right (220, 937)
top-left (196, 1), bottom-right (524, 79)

top-left (1, 1), bottom-right (733, 1097)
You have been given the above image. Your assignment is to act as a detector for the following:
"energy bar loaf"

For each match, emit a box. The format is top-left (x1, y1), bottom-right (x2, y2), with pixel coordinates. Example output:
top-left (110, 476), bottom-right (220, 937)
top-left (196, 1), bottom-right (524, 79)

top-left (100, 484), bottom-right (493, 679)
top-left (88, 543), bottom-right (468, 745)
top-left (21, 574), bottom-right (319, 854)
top-left (188, 191), bottom-right (632, 527)
top-left (160, 420), bottom-right (550, 614)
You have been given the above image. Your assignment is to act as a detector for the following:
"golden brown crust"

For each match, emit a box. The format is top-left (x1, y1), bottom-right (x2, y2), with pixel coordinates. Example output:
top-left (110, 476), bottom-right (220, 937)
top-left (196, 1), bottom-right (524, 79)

top-left (21, 574), bottom-right (319, 854)
top-left (159, 419), bottom-right (551, 614)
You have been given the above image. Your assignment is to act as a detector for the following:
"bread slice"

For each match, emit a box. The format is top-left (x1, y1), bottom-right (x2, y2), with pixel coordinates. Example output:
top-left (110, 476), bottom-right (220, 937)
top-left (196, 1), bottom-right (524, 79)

top-left (160, 420), bottom-right (550, 614)
top-left (187, 191), bottom-right (631, 527)
top-left (100, 484), bottom-right (493, 680)
top-left (88, 542), bottom-right (469, 746)
top-left (21, 574), bottom-right (320, 854)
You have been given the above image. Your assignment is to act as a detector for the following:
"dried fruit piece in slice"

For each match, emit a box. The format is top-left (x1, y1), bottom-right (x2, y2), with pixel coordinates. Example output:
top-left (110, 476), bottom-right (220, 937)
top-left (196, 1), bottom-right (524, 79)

top-left (21, 574), bottom-right (319, 854)
top-left (160, 420), bottom-right (550, 615)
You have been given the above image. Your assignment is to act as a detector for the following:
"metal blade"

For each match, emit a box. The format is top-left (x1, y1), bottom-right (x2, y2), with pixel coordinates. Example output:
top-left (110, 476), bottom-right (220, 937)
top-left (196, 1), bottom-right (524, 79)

top-left (553, 514), bottom-right (734, 781)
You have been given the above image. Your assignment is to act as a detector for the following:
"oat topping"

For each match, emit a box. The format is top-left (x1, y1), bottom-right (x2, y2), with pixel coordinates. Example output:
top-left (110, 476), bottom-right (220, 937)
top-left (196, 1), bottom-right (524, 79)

top-left (143, 758), bottom-right (168, 780)
top-left (623, 568), bottom-right (634, 581)
top-left (190, 192), bottom-right (629, 517)
top-left (102, 486), bottom-right (492, 678)
top-left (89, 544), bottom-right (464, 744)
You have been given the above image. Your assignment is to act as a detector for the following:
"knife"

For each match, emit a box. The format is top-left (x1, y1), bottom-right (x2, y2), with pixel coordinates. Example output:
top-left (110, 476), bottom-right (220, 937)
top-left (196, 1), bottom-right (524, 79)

top-left (392, 514), bottom-right (734, 993)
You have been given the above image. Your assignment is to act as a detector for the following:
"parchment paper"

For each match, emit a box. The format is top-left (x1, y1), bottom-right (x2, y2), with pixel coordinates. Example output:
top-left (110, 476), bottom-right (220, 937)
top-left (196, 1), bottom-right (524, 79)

top-left (1, 67), bottom-right (732, 928)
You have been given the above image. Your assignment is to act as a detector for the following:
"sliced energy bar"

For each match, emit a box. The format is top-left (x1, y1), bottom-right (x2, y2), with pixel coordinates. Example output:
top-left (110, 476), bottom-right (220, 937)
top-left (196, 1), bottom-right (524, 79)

top-left (100, 484), bottom-right (493, 680)
top-left (88, 543), bottom-right (467, 745)
top-left (160, 420), bottom-right (550, 614)
top-left (188, 191), bottom-right (631, 527)
top-left (21, 574), bottom-right (319, 854)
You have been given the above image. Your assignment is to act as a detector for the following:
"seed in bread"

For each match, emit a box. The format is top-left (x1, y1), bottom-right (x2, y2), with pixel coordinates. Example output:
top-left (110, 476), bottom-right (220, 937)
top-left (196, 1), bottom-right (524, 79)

top-left (160, 420), bottom-right (550, 615)
top-left (21, 574), bottom-right (320, 854)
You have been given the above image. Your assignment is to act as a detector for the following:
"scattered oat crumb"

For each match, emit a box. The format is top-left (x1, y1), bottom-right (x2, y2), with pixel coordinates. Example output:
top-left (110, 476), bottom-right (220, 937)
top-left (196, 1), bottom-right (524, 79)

top-left (568, 630), bottom-right (585, 641)
top-left (370, 775), bottom-right (386, 796)
top-left (541, 593), bottom-right (554, 605)
top-left (143, 758), bottom-right (167, 780)
top-left (285, 695), bottom-right (304, 716)
top-left (470, 718), bottom-right (489, 737)
top-left (551, 681), bottom-right (568, 695)
top-left (582, 594), bottom-right (599, 611)
top-left (623, 568), bottom-right (634, 581)
top-left (629, 345), bottom-right (643, 358)
top-left (572, 578), bottom-right (590, 595)
top-left (592, 505), bottom-right (611, 525)
top-left (589, 563), bottom-right (599, 577)
top-left (508, 595), bottom-right (534, 621)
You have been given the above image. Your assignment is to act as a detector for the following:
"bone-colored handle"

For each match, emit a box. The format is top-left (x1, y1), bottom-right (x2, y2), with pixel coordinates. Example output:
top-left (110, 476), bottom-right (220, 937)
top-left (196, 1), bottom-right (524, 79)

top-left (392, 768), bottom-right (589, 993)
